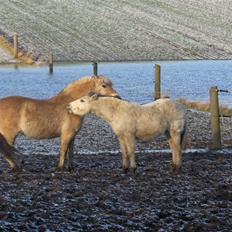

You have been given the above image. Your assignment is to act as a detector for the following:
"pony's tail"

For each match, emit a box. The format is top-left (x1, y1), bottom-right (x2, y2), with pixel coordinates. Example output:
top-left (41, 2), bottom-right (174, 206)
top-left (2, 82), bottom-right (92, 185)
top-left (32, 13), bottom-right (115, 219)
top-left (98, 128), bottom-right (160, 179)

top-left (0, 133), bottom-right (19, 156)
top-left (180, 123), bottom-right (187, 150)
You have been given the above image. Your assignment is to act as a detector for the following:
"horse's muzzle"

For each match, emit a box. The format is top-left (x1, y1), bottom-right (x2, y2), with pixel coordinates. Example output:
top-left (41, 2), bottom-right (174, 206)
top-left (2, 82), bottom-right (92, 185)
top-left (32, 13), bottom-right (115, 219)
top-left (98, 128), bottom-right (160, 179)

top-left (114, 95), bottom-right (121, 99)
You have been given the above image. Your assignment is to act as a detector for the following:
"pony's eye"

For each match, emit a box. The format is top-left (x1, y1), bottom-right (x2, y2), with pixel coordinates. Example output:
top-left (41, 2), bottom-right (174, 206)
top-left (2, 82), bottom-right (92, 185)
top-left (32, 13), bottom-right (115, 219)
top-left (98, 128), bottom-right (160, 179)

top-left (80, 99), bottom-right (85, 102)
top-left (102, 84), bottom-right (106, 88)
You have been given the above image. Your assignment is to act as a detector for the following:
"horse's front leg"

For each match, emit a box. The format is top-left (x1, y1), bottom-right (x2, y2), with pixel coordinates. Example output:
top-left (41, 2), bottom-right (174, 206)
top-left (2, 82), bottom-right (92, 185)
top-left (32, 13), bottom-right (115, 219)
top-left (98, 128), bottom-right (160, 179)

top-left (66, 137), bottom-right (75, 172)
top-left (58, 115), bottom-right (82, 171)
top-left (58, 132), bottom-right (76, 171)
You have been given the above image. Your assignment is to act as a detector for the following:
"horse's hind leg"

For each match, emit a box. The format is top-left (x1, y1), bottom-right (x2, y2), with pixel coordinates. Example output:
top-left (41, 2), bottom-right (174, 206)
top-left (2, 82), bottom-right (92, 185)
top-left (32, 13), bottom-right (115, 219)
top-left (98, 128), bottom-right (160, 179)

top-left (0, 133), bottom-right (18, 171)
top-left (167, 130), bottom-right (182, 172)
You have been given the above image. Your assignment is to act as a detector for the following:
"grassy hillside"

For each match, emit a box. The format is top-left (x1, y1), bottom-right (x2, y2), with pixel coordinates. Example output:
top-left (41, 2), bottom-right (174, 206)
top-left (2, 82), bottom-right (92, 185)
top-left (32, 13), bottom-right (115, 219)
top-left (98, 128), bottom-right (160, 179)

top-left (0, 0), bottom-right (232, 62)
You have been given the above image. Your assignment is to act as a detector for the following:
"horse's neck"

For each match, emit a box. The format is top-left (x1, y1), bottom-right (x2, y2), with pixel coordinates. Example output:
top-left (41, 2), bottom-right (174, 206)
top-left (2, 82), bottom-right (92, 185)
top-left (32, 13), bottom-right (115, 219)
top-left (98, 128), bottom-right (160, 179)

top-left (91, 99), bottom-right (115, 124)
top-left (49, 82), bottom-right (94, 104)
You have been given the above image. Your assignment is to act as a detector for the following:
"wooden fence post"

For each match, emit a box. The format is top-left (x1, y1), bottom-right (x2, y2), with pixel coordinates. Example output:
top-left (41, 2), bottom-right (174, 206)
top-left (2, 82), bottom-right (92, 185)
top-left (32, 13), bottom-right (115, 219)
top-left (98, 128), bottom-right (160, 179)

top-left (48, 53), bottom-right (53, 74)
top-left (155, 64), bottom-right (161, 100)
top-left (13, 33), bottom-right (18, 58)
top-left (93, 62), bottom-right (98, 76)
top-left (210, 86), bottom-right (222, 149)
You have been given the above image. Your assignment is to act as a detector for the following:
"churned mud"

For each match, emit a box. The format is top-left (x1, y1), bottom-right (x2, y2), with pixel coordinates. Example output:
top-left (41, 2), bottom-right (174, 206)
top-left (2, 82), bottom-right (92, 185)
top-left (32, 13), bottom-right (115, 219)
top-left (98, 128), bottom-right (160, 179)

top-left (0, 110), bottom-right (232, 231)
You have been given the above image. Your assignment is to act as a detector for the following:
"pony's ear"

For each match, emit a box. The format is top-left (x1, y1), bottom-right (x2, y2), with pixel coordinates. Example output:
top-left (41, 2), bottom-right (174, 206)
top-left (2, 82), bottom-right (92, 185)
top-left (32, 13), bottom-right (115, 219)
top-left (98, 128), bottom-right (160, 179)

top-left (88, 91), bottom-right (96, 97)
top-left (88, 91), bottom-right (99, 100)
top-left (90, 93), bottom-right (99, 100)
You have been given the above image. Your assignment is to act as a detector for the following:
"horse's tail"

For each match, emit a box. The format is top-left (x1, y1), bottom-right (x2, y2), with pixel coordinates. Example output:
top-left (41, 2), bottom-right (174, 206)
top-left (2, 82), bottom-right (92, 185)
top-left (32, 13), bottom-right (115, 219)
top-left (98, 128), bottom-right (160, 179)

top-left (180, 122), bottom-right (187, 150)
top-left (0, 133), bottom-right (19, 156)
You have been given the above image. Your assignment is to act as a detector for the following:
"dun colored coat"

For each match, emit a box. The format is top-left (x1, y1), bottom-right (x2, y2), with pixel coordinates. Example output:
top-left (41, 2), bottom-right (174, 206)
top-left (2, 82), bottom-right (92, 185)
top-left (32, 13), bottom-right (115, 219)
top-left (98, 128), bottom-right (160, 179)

top-left (0, 76), bottom-right (119, 171)
top-left (68, 94), bottom-right (186, 174)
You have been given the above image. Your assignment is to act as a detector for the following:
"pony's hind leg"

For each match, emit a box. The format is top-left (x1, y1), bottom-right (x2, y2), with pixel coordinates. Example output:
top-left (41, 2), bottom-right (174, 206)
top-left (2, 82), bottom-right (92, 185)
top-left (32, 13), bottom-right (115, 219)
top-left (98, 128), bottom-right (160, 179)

top-left (167, 130), bottom-right (182, 172)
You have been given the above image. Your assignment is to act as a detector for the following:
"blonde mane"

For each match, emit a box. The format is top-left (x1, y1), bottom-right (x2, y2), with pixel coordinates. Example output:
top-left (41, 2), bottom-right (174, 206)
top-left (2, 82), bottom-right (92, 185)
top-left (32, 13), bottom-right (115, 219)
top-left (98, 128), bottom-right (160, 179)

top-left (59, 76), bottom-right (112, 95)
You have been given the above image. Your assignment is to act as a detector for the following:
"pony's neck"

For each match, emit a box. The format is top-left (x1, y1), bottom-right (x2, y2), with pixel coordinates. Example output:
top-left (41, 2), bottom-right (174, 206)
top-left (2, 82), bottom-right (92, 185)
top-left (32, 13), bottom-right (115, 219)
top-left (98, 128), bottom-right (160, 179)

top-left (49, 80), bottom-right (95, 104)
top-left (90, 99), bottom-right (116, 124)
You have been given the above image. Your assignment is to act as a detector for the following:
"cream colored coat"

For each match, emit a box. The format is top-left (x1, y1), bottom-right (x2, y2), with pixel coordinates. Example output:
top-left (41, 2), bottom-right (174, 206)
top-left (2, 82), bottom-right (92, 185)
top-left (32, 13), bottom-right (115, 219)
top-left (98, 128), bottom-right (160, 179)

top-left (69, 95), bottom-right (186, 174)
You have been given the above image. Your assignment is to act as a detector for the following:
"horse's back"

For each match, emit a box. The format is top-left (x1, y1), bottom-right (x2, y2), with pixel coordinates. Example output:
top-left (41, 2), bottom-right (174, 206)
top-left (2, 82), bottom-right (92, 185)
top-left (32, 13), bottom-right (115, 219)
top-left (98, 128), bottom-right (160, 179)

top-left (154, 98), bottom-right (186, 131)
top-left (0, 96), bottom-right (29, 140)
top-left (151, 98), bottom-right (185, 117)
top-left (0, 96), bottom-right (63, 139)
top-left (0, 96), bottom-right (28, 123)
top-left (135, 99), bottom-right (185, 139)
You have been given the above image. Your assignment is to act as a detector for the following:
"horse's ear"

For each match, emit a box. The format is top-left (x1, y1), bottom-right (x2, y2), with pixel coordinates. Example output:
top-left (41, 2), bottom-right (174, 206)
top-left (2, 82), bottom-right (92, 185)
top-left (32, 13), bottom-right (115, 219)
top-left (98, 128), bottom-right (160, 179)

top-left (91, 75), bottom-right (99, 79)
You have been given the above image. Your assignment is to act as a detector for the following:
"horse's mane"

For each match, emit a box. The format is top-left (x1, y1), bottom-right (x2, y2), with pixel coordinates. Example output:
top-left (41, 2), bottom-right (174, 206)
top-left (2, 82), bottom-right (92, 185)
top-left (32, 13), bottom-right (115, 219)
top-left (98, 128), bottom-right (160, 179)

top-left (59, 76), bottom-right (112, 95)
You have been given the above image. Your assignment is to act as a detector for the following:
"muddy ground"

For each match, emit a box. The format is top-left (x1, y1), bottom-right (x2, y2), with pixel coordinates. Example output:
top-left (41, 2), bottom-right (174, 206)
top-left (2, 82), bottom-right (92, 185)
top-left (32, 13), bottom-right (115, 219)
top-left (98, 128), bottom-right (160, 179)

top-left (0, 109), bottom-right (232, 231)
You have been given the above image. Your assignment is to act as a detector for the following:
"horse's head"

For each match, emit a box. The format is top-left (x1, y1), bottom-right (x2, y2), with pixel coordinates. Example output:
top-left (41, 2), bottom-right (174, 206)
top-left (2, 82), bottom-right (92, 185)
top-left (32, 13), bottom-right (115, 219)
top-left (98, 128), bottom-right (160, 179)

top-left (67, 93), bottom-right (99, 116)
top-left (92, 75), bottom-right (120, 98)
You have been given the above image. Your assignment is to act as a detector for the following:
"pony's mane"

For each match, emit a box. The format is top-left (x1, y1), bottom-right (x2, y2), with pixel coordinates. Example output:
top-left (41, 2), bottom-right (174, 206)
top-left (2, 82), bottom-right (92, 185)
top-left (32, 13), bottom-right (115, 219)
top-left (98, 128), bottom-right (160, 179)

top-left (59, 76), bottom-right (112, 95)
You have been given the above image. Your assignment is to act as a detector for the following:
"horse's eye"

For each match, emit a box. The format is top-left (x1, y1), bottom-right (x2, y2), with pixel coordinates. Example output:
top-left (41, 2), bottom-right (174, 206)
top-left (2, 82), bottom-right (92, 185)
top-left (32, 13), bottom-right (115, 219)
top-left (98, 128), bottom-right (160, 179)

top-left (102, 84), bottom-right (106, 88)
top-left (80, 99), bottom-right (85, 102)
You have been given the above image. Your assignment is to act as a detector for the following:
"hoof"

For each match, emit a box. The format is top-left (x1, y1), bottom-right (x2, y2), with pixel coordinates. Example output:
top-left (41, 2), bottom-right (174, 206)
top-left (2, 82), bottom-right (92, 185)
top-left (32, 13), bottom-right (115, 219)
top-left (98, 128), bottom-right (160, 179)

top-left (68, 166), bottom-right (75, 173)
top-left (171, 165), bottom-right (182, 174)
top-left (11, 165), bottom-right (21, 173)
top-left (123, 167), bottom-right (129, 174)
top-left (130, 167), bottom-right (137, 176)
top-left (56, 165), bottom-right (65, 172)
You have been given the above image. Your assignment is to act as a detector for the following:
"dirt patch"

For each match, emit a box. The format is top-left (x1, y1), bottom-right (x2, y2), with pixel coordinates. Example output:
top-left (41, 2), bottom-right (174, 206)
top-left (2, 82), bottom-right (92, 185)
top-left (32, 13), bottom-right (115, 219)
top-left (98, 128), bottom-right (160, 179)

top-left (0, 152), bottom-right (232, 231)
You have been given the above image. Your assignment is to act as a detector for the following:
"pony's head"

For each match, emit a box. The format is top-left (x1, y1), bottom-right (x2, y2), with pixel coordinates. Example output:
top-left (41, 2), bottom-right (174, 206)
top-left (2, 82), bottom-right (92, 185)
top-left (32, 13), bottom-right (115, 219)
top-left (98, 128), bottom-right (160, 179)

top-left (67, 93), bottom-right (100, 116)
top-left (91, 75), bottom-right (119, 97)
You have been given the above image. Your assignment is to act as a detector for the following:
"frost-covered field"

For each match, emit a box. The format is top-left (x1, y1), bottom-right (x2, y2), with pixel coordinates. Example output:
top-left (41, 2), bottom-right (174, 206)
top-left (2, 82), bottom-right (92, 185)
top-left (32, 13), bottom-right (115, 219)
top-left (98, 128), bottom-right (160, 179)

top-left (0, 0), bottom-right (232, 62)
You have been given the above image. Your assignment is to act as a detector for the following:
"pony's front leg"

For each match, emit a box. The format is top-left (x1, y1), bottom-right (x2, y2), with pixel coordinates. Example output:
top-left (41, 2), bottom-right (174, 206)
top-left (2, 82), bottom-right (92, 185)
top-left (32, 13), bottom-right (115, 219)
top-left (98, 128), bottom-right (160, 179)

top-left (124, 134), bottom-right (136, 175)
top-left (118, 135), bottom-right (129, 173)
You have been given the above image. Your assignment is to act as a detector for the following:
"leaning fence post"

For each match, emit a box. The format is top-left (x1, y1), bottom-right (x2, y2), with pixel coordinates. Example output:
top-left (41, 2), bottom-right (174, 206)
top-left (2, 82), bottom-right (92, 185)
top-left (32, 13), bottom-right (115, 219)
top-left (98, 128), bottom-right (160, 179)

top-left (13, 33), bottom-right (18, 58)
top-left (209, 86), bottom-right (222, 149)
top-left (48, 53), bottom-right (53, 74)
top-left (93, 62), bottom-right (98, 76)
top-left (155, 64), bottom-right (161, 100)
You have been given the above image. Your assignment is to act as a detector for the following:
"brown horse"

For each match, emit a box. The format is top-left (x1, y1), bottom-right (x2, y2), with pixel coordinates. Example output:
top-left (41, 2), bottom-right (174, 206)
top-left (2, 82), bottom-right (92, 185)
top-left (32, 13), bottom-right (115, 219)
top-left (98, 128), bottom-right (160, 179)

top-left (0, 76), bottom-right (119, 171)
